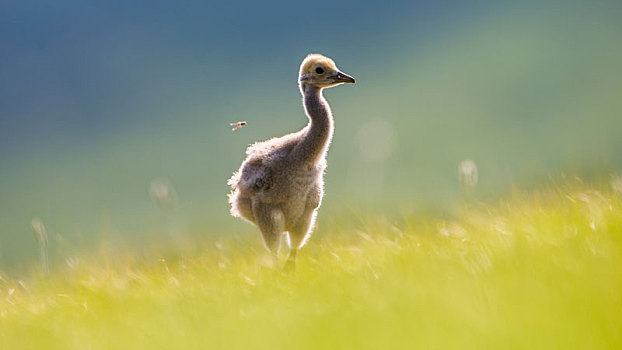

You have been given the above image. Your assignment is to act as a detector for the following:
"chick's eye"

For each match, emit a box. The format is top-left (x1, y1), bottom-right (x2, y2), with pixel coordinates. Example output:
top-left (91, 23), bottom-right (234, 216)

top-left (315, 67), bottom-right (324, 74)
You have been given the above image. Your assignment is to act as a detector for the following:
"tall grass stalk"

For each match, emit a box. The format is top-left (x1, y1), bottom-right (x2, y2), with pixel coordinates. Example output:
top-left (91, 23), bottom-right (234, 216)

top-left (30, 218), bottom-right (49, 275)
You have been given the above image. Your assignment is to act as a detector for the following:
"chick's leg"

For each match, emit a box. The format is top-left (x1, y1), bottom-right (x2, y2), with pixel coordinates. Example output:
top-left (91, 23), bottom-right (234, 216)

top-left (253, 201), bottom-right (285, 267)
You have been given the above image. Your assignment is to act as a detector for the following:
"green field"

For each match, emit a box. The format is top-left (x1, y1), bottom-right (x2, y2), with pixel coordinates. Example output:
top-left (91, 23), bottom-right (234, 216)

top-left (1, 182), bottom-right (621, 349)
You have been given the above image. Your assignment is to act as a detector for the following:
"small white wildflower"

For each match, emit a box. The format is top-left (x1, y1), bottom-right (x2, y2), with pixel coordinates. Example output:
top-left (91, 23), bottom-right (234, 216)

top-left (459, 159), bottom-right (478, 191)
top-left (149, 178), bottom-right (178, 209)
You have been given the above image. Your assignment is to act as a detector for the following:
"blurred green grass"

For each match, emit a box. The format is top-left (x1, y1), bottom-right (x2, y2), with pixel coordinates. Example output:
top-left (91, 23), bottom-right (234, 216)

top-left (1, 182), bottom-right (621, 349)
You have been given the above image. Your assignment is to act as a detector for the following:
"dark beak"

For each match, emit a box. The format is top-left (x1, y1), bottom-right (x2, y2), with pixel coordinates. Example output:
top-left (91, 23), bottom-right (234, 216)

top-left (334, 71), bottom-right (356, 84)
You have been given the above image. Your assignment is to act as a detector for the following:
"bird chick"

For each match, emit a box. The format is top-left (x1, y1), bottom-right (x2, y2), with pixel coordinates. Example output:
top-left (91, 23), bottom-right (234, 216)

top-left (227, 54), bottom-right (355, 270)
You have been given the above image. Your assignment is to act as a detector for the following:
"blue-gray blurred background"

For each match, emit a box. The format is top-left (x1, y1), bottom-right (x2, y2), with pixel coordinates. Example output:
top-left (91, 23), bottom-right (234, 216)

top-left (2, 0), bottom-right (622, 272)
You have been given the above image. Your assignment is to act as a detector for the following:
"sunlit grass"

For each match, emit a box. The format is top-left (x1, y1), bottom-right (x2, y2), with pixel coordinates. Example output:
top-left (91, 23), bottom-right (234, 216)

top-left (1, 184), bottom-right (621, 349)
